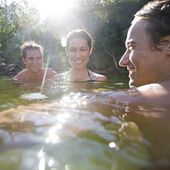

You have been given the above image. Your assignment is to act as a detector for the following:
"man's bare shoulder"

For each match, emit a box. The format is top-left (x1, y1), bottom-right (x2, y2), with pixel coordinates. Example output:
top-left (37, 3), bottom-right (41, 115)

top-left (108, 82), bottom-right (170, 106)
top-left (13, 70), bottom-right (27, 81)
top-left (136, 81), bottom-right (170, 97)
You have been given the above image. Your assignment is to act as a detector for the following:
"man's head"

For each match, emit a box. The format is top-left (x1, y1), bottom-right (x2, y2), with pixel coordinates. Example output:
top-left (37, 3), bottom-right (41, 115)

top-left (21, 41), bottom-right (43, 73)
top-left (119, 0), bottom-right (170, 87)
top-left (135, 0), bottom-right (170, 49)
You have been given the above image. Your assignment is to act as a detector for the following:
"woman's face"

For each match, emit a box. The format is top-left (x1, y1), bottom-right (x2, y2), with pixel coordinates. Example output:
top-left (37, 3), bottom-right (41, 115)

top-left (67, 37), bottom-right (92, 70)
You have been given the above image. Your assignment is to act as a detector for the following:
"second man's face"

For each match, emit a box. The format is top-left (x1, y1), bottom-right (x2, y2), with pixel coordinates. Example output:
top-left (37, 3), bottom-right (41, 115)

top-left (119, 18), bottom-right (166, 87)
top-left (67, 37), bottom-right (92, 70)
top-left (23, 49), bottom-right (43, 73)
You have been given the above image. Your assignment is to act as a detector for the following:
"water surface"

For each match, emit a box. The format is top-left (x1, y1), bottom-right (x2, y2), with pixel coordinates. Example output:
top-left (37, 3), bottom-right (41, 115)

top-left (0, 76), bottom-right (170, 170)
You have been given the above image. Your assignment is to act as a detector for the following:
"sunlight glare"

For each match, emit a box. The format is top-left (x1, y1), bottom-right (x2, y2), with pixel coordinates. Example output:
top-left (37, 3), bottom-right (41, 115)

top-left (48, 159), bottom-right (54, 167)
top-left (45, 124), bottom-right (62, 143)
top-left (109, 141), bottom-right (119, 151)
top-left (38, 149), bottom-right (45, 170)
top-left (61, 36), bottom-right (67, 47)
top-left (31, 0), bottom-right (76, 18)
top-left (60, 93), bottom-right (88, 108)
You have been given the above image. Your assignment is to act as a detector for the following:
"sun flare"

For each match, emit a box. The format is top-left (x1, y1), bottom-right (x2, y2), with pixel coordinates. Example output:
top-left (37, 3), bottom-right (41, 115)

top-left (30, 0), bottom-right (76, 19)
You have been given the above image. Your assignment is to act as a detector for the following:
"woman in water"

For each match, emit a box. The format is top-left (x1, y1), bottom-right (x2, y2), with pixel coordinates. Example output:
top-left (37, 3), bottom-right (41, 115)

top-left (55, 29), bottom-right (107, 82)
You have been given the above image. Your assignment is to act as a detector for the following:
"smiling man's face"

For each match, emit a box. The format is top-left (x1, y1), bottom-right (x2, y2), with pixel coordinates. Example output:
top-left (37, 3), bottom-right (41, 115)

top-left (23, 49), bottom-right (43, 73)
top-left (119, 18), bottom-right (167, 87)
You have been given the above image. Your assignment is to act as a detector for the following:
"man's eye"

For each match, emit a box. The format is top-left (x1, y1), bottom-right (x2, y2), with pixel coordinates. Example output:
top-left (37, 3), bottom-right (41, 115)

top-left (128, 46), bottom-right (134, 51)
top-left (29, 57), bottom-right (34, 60)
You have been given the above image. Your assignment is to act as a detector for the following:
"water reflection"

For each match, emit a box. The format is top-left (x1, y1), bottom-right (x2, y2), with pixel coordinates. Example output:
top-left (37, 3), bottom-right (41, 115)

top-left (60, 92), bottom-right (88, 108)
top-left (20, 92), bottom-right (48, 100)
top-left (38, 148), bottom-right (45, 170)
top-left (45, 124), bottom-right (61, 144)
top-left (0, 77), bottom-right (170, 170)
top-left (125, 105), bottom-right (170, 169)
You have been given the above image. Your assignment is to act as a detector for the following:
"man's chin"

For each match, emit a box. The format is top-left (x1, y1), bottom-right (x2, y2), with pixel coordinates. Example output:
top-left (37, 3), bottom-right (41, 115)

top-left (31, 69), bottom-right (41, 73)
top-left (129, 79), bottom-right (136, 88)
top-left (129, 80), bottom-right (146, 88)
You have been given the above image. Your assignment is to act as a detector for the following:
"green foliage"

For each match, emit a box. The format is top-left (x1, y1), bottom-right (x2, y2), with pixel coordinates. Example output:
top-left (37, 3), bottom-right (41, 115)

top-left (65, 0), bottom-right (148, 70)
top-left (0, 0), bottom-right (149, 73)
top-left (0, 1), bottom-right (39, 64)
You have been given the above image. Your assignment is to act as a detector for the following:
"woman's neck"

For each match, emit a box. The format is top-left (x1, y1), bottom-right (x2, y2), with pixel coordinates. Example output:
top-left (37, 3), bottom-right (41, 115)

top-left (70, 68), bottom-right (90, 81)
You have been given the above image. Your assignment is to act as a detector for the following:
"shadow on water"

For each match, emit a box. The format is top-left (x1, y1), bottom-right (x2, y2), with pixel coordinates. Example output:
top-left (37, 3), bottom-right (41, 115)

top-left (0, 76), bottom-right (170, 170)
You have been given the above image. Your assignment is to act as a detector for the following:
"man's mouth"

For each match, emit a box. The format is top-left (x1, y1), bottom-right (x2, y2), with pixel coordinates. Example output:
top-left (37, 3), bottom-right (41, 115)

top-left (128, 69), bottom-right (136, 80)
top-left (127, 67), bottom-right (136, 79)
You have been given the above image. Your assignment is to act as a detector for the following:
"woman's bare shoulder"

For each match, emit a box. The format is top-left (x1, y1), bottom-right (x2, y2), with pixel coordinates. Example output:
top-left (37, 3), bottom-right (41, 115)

top-left (45, 68), bottom-right (57, 78)
top-left (89, 70), bottom-right (107, 82)
top-left (54, 71), bottom-right (70, 81)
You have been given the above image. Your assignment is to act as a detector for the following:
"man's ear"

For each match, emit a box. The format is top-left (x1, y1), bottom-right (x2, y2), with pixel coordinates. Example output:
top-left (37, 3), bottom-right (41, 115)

top-left (160, 36), bottom-right (170, 56)
top-left (22, 58), bottom-right (26, 65)
top-left (89, 47), bottom-right (93, 56)
top-left (164, 43), bottom-right (170, 56)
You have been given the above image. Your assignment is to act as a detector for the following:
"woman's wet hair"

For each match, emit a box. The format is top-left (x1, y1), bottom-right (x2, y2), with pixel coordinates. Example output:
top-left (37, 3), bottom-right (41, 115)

top-left (21, 41), bottom-right (43, 58)
top-left (134, 0), bottom-right (170, 49)
top-left (66, 29), bottom-right (93, 49)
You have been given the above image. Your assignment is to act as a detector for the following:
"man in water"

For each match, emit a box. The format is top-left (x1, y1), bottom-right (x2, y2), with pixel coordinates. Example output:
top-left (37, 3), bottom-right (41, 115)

top-left (13, 41), bottom-right (57, 89)
top-left (110, 0), bottom-right (170, 106)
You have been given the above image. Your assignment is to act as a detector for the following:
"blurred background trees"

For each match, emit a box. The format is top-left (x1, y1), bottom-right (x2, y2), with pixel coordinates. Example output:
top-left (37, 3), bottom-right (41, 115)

top-left (0, 0), bottom-right (150, 75)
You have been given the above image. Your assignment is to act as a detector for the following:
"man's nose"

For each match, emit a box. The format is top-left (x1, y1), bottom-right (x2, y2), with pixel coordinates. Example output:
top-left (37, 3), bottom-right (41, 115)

top-left (119, 50), bottom-right (129, 67)
top-left (32, 58), bottom-right (38, 64)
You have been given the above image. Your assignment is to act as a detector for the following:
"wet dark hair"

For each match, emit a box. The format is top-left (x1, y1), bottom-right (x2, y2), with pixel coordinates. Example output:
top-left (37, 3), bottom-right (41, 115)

top-left (134, 0), bottom-right (170, 49)
top-left (21, 41), bottom-right (43, 58)
top-left (66, 29), bottom-right (93, 49)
